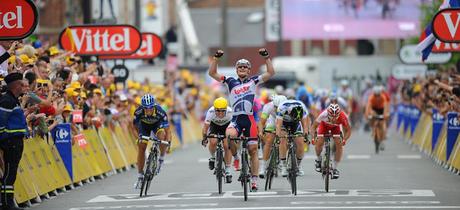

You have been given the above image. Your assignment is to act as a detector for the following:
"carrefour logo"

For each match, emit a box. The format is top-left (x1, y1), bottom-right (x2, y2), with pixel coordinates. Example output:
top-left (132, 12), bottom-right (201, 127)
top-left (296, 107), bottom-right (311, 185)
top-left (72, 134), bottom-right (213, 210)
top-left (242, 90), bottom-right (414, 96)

top-left (433, 113), bottom-right (444, 121)
top-left (55, 127), bottom-right (70, 143)
top-left (411, 109), bottom-right (420, 117)
top-left (448, 117), bottom-right (460, 127)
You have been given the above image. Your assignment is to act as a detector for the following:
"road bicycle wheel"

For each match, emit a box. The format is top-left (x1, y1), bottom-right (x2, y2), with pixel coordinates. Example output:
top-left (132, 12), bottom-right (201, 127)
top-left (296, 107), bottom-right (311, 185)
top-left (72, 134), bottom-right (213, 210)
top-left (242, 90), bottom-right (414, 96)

top-left (289, 147), bottom-right (297, 195)
top-left (216, 149), bottom-right (224, 194)
top-left (139, 151), bottom-right (153, 197)
top-left (324, 144), bottom-right (330, 192)
top-left (144, 149), bottom-right (158, 196)
top-left (264, 146), bottom-right (276, 191)
top-left (241, 152), bottom-right (249, 201)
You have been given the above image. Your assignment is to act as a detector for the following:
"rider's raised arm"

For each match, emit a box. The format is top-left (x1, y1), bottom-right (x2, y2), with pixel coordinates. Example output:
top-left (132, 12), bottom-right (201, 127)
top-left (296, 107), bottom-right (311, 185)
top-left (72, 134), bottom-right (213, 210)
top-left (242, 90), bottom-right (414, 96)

top-left (208, 50), bottom-right (225, 82)
top-left (259, 48), bottom-right (275, 82)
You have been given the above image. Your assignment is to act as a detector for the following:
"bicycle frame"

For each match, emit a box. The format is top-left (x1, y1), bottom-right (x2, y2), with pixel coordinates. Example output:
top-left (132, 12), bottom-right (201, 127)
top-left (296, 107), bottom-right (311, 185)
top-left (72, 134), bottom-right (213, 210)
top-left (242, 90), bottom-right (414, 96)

top-left (264, 135), bottom-right (279, 191)
top-left (281, 131), bottom-right (303, 195)
top-left (139, 135), bottom-right (170, 197)
top-left (317, 131), bottom-right (341, 192)
top-left (230, 135), bottom-right (258, 201)
top-left (206, 134), bottom-right (226, 194)
top-left (369, 114), bottom-right (384, 154)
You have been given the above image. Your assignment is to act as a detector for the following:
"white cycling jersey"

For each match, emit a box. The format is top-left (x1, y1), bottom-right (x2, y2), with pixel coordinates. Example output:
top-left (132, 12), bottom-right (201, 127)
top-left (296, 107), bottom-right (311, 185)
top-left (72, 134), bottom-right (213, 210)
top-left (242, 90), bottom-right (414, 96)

top-left (204, 107), bottom-right (233, 126)
top-left (261, 101), bottom-right (277, 131)
top-left (276, 100), bottom-right (309, 123)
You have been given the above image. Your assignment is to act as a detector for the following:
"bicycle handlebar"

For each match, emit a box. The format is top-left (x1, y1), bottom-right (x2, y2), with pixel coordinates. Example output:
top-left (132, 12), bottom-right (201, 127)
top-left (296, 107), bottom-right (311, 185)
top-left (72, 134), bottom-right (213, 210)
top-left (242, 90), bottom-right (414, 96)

top-left (140, 135), bottom-right (170, 146)
top-left (229, 136), bottom-right (259, 141)
top-left (206, 134), bottom-right (226, 139)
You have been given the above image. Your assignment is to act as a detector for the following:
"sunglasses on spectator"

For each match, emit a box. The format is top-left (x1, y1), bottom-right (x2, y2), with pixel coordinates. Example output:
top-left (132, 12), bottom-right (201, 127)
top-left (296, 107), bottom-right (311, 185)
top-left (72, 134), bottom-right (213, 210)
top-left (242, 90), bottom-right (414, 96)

top-left (36, 83), bottom-right (48, 88)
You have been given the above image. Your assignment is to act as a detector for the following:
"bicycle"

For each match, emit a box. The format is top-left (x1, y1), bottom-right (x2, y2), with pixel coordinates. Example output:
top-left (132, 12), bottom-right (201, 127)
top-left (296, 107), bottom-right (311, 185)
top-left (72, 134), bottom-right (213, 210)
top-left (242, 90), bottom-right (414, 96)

top-left (279, 132), bottom-right (309, 195)
top-left (264, 132), bottom-right (279, 191)
top-left (369, 114), bottom-right (384, 154)
top-left (229, 134), bottom-right (258, 201)
top-left (139, 135), bottom-right (170, 197)
top-left (317, 130), bottom-right (341, 192)
top-left (206, 134), bottom-right (231, 194)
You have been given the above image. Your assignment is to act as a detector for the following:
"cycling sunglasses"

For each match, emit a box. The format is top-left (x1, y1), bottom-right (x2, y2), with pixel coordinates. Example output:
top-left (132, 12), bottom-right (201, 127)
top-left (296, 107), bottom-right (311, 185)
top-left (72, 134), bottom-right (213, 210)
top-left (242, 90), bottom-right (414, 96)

top-left (215, 109), bottom-right (226, 113)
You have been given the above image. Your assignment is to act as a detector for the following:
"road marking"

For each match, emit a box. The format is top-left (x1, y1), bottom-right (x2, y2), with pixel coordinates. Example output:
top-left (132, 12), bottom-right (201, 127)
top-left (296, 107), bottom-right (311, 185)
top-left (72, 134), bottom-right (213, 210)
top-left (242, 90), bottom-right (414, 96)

top-left (198, 158), bottom-right (208, 163)
top-left (303, 155), bottom-right (317, 159)
top-left (69, 203), bottom-right (218, 210)
top-left (164, 160), bottom-right (174, 164)
top-left (397, 155), bottom-right (421, 159)
top-left (150, 206), bottom-right (460, 210)
top-left (87, 190), bottom-right (435, 203)
top-left (347, 155), bottom-right (370, 159)
top-left (291, 201), bottom-right (441, 205)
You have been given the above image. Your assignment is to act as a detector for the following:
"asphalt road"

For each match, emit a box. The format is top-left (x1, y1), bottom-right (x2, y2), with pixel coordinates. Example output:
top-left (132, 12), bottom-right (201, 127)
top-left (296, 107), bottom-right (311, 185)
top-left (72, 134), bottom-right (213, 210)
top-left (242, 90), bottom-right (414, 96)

top-left (29, 127), bottom-right (460, 210)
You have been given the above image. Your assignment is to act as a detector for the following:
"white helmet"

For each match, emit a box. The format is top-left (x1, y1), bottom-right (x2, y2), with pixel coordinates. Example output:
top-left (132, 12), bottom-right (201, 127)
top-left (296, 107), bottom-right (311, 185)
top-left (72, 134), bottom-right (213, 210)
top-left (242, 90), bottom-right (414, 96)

top-left (340, 79), bottom-right (349, 86)
top-left (235, 59), bottom-right (251, 68)
top-left (274, 85), bottom-right (284, 95)
top-left (273, 95), bottom-right (287, 107)
top-left (373, 85), bottom-right (383, 94)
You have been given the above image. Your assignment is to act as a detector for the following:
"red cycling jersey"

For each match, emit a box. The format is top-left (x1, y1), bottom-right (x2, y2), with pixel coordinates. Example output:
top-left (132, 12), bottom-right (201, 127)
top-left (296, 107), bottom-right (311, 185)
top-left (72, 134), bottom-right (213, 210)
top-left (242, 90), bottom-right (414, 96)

top-left (315, 110), bottom-right (350, 135)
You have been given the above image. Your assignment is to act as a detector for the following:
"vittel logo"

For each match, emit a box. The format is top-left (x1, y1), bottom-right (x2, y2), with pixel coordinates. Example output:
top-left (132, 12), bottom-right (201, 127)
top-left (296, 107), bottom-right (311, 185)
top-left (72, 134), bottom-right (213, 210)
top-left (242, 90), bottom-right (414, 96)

top-left (0, 0), bottom-right (38, 40)
top-left (59, 25), bottom-right (142, 56)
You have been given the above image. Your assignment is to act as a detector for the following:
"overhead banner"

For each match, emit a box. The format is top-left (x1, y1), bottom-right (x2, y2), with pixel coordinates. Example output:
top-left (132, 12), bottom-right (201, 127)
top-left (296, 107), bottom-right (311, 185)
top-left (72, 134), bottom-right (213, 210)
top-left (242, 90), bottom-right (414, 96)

top-left (59, 25), bottom-right (142, 56)
top-left (433, 8), bottom-right (460, 43)
top-left (447, 112), bottom-right (460, 160)
top-left (100, 33), bottom-right (163, 59)
top-left (432, 109), bottom-right (445, 152)
top-left (0, 0), bottom-right (39, 40)
top-left (51, 123), bottom-right (73, 180)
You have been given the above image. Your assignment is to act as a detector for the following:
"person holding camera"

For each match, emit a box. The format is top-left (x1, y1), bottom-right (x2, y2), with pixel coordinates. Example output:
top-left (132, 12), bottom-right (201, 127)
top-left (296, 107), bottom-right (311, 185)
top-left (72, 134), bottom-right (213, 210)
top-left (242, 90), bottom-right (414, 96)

top-left (0, 72), bottom-right (27, 210)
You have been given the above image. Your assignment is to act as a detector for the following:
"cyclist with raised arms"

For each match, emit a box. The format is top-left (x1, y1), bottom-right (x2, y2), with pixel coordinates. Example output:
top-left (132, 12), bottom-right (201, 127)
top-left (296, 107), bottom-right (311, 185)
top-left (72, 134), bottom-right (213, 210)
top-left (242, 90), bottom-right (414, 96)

top-left (310, 104), bottom-right (351, 179)
top-left (208, 48), bottom-right (275, 191)
top-left (275, 99), bottom-right (310, 177)
top-left (133, 94), bottom-right (171, 189)
top-left (201, 97), bottom-right (234, 183)
top-left (258, 95), bottom-right (287, 178)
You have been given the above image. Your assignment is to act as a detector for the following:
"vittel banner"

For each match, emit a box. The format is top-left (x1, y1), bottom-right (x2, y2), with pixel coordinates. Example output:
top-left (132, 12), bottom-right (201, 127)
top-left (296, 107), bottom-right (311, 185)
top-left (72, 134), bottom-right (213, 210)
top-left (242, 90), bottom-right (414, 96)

top-left (59, 25), bottom-right (142, 56)
top-left (100, 33), bottom-right (163, 60)
top-left (0, 0), bottom-right (39, 40)
top-left (433, 8), bottom-right (460, 43)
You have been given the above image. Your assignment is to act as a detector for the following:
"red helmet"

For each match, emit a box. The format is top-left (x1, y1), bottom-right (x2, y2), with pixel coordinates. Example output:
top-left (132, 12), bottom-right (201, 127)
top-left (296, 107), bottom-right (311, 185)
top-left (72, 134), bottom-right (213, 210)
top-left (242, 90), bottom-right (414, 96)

top-left (327, 103), bottom-right (341, 118)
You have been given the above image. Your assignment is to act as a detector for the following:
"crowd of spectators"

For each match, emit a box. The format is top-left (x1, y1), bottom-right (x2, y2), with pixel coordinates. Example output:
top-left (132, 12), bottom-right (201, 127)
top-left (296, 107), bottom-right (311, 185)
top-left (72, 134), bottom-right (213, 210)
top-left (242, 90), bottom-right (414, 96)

top-left (397, 65), bottom-right (460, 116)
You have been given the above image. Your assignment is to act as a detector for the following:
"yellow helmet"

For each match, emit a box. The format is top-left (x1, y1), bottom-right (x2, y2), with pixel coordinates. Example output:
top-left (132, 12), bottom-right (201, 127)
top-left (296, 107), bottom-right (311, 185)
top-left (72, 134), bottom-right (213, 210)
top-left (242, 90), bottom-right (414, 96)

top-left (213, 97), bottom-right (228, 109)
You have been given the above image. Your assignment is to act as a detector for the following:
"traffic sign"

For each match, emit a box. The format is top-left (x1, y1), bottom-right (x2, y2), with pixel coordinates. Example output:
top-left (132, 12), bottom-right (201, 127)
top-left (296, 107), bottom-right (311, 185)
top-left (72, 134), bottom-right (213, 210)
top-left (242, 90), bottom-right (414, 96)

top-left (111, 64), bottom-right (129, 83)
top-left (0, 0), bottom-right (39, 40)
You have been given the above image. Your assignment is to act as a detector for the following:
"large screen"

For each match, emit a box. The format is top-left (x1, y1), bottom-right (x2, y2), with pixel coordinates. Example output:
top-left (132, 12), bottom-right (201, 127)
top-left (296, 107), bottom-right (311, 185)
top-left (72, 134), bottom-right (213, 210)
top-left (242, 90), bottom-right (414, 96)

top-left (282, 0), bottom-right (423, 39)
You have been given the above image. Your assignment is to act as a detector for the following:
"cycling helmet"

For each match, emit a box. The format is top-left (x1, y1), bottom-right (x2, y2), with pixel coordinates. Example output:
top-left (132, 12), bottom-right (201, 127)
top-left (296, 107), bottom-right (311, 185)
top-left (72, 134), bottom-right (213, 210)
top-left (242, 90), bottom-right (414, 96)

top-left (290, 106), bottom-right (304, 121)
top-left (327, 103), bottom-right (341, 118)
top-left (213, 97), bottom-right (228, 109)
top-left (340, 79), bottom-right (349, 86)
top-left (235, 59), bottom-right (251, 68)
top-left (329, 91), bottom-right (338, 100)
top-left (273, 95), bottom-right (287, 107)
top-left (373, 85), bottom-right (383, 95)
top-left (141, 94), bottom-right (155, 109)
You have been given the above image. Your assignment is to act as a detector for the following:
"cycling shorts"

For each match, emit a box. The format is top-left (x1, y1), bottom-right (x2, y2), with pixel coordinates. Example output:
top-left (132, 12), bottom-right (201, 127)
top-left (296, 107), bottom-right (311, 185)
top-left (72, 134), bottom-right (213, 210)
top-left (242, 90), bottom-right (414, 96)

top-left (282, 121), bottom-right (303, 134)
top-left (138, 123), bottom-right (167, 143)
top-left (209, 122), bottom-right (230, 136)
top-left (372, 107), bottom-right (384, 115)
top-left (228, 115), bottom-right (258, 145)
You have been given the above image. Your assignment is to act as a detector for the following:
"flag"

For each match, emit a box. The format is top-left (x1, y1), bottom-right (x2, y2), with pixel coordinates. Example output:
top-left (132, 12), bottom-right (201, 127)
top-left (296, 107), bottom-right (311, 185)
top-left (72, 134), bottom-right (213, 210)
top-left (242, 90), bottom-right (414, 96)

top-left (416, 0), bottom-right (460, 61)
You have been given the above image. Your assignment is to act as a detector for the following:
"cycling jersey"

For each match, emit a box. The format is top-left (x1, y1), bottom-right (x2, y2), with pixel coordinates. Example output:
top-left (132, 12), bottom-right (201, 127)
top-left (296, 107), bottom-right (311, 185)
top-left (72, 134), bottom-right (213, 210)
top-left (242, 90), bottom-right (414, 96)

top-left (223, 75), bottom-right (263, 116)
top-left (276, 100), bottom-right (309, 123)
top-left (315, 110), bottom-right (349, 135)
top-left (204, 107), bottom-right (233, 126)
top-left (261, 102), bottom-right (276, 131)
top-left (368, 94), bottom-right (388, 110)
top-left (223, 75), bottom-right (263, 139)
top-left (337, 87), bottom-right (353, 100)
top-left (133, 104), bottom-right (169, 138)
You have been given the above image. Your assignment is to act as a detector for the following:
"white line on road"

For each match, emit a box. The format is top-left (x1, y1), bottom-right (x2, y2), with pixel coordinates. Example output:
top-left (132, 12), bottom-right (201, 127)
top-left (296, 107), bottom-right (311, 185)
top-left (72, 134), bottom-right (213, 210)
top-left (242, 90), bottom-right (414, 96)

top-left (198, 158), bottom-right (208, 163)
top-left (157, 206), bottom-right (460, 210)
top-left (87, 190), bottom-right (435, 203)
top-left (69, 203), bottom-right (218, 210)
top-left (397, 155), bottom-right (422, 159)
top-left (303, 155), bottom-right (317, 159)
top-left (347, 155), bottom-right (371, 159)
top-left (291, 201), bottom-right (441, 205)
